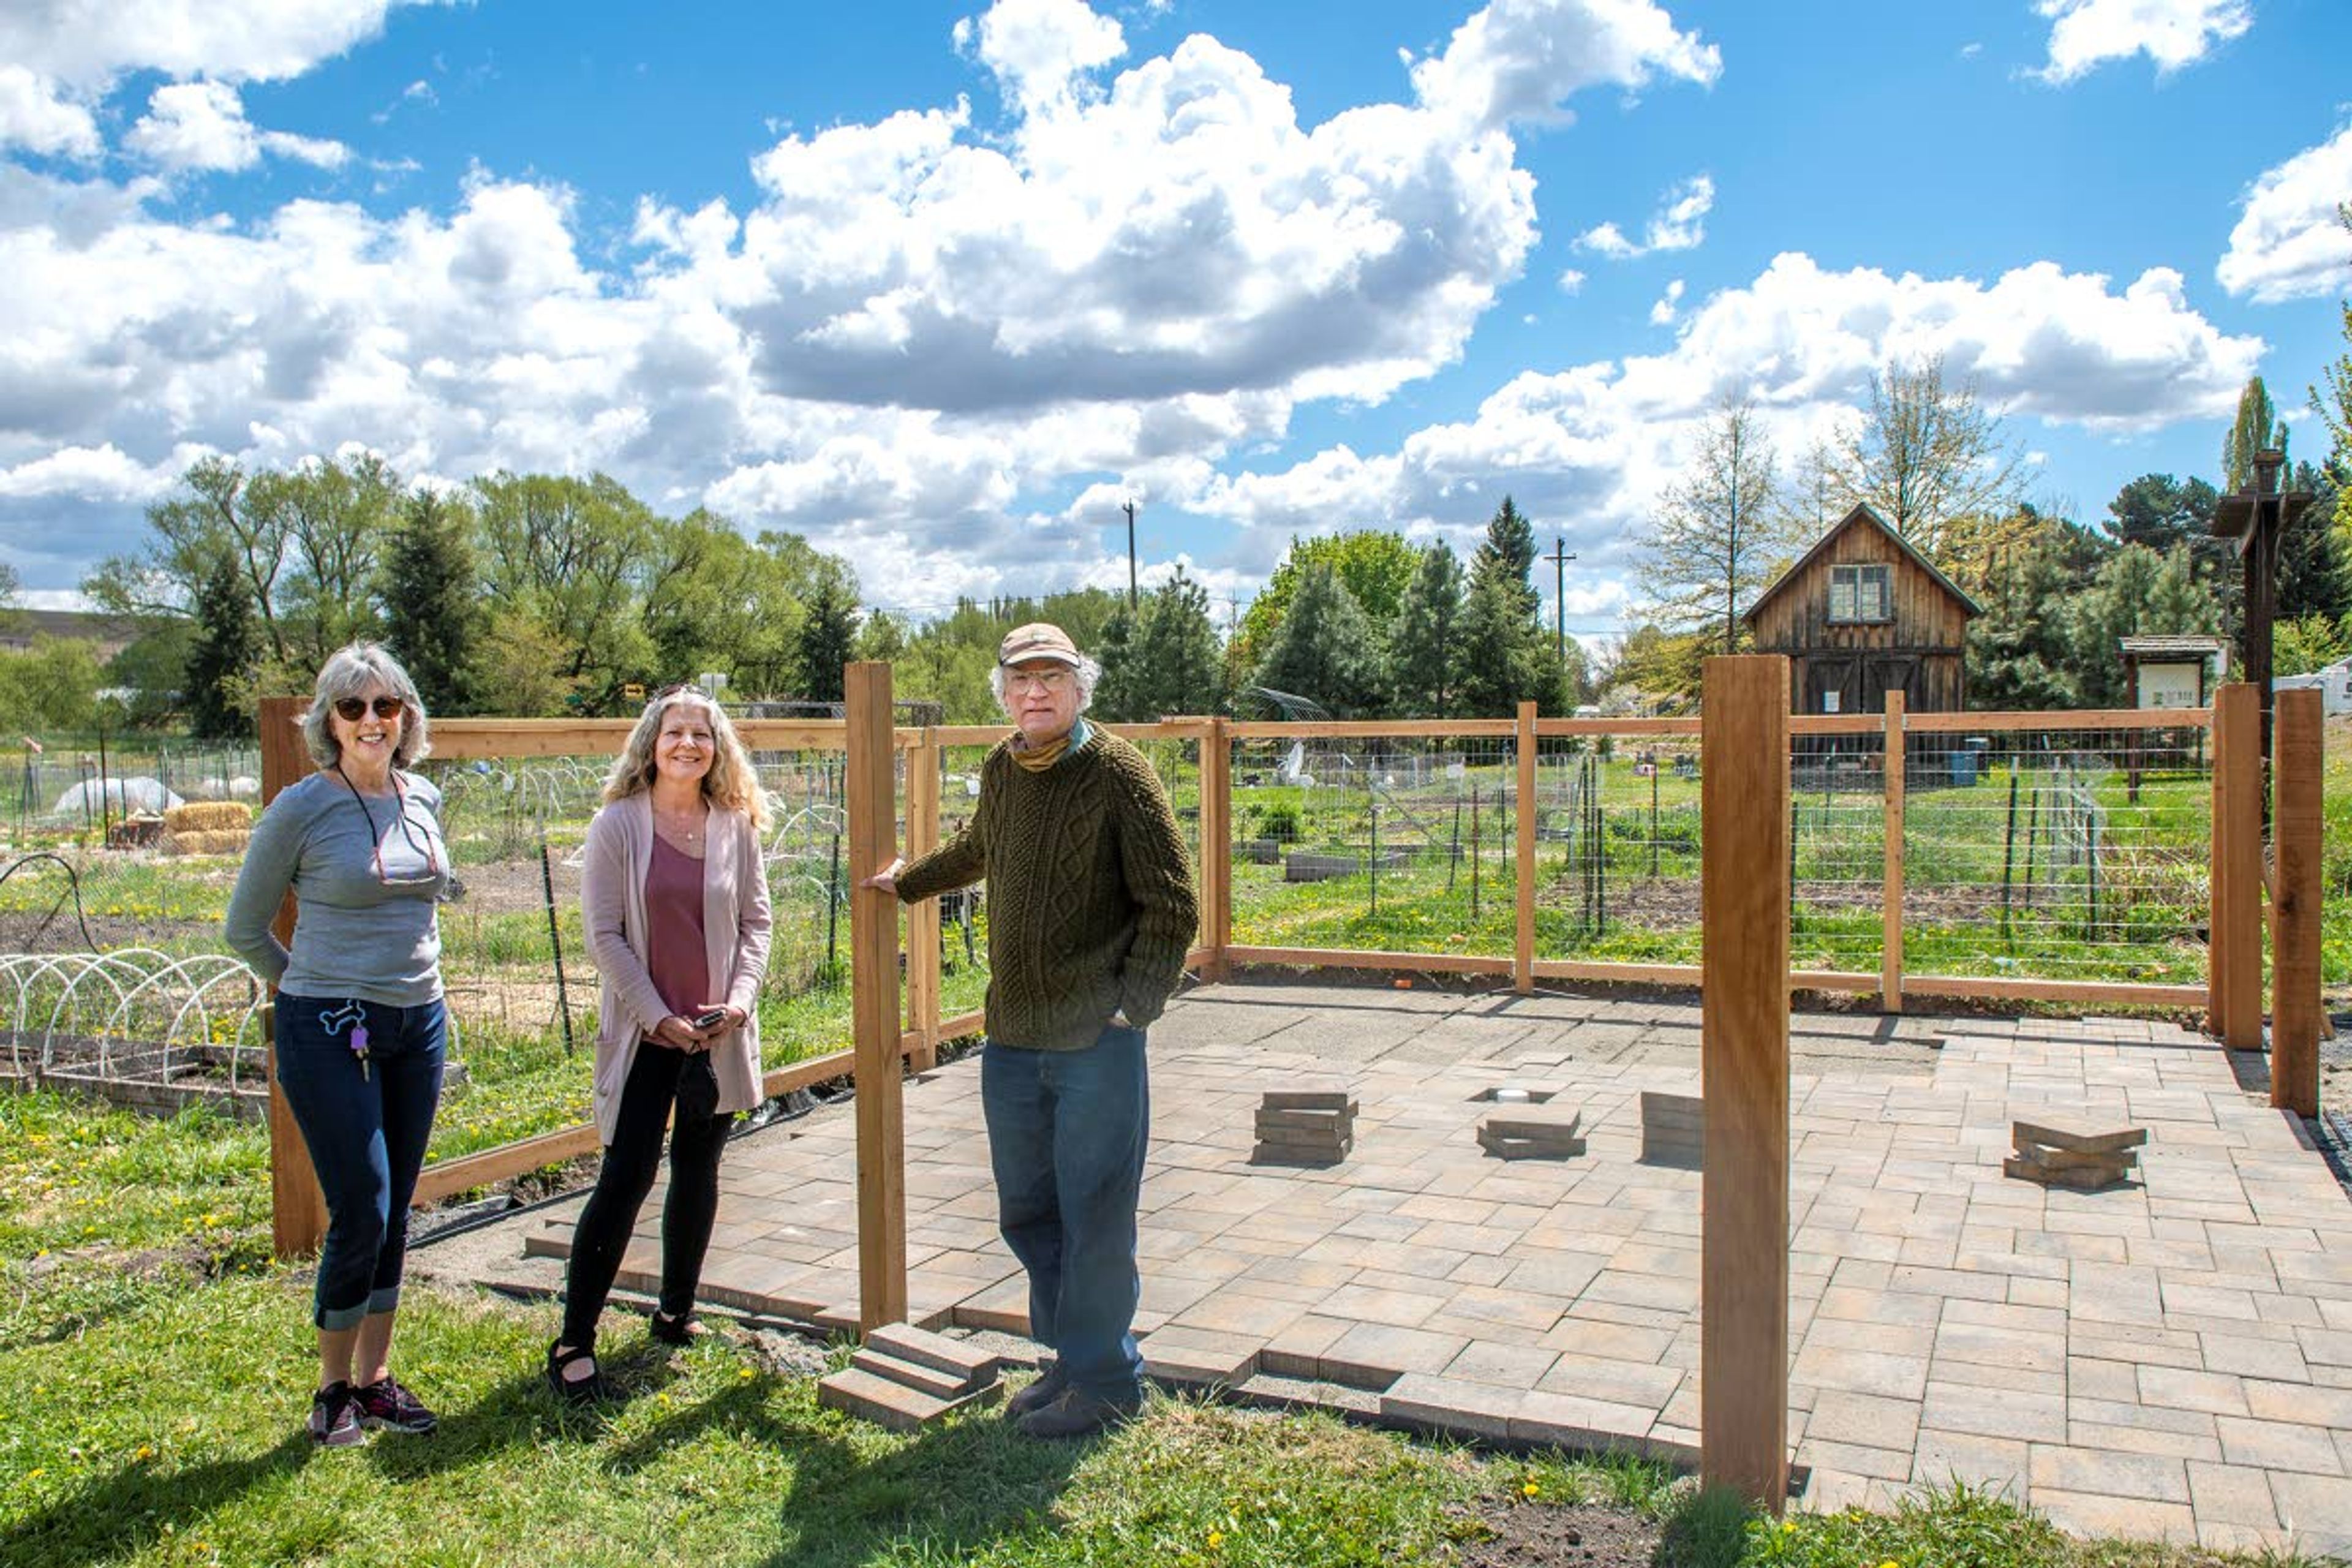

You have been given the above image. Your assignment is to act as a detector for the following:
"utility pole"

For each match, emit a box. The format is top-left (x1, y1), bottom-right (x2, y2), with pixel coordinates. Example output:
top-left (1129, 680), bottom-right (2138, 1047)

top-left (1543, 537), bottom-right (1577, 664)
top-left (1122, 499), bottom-right (1140, 612)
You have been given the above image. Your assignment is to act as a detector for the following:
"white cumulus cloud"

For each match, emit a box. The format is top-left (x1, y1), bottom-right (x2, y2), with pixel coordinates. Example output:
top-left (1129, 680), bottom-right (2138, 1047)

top-left (126, 80), bottom-right (349, 173)
top-left (0, 64), bottom-right (100, 159)
top-left (2031, 0), bottom-right (2252, 85)
top-left (1409, 0), bottom-right (1721, 132)
top-left (1574, 173), bottom-right (1713, 259)
top-left (2217, 123), bottom-right (2352, 304)
top-left (0, 0), bottom-right (431, 89)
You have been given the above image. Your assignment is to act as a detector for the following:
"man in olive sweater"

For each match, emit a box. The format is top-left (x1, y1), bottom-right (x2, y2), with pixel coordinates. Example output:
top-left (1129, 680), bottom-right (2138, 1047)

top-left (866, 623), bottom-right (1198, 1437)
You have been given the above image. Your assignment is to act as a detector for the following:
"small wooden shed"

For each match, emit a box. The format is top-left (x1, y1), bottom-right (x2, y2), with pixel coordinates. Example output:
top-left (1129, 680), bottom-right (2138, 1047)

top-left (1744, 502), bottom-right (1981, 715)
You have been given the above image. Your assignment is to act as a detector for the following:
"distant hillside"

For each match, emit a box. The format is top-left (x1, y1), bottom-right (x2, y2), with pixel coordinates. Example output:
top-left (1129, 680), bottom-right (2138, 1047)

top-left (0, 608), bottom-right (159, 658)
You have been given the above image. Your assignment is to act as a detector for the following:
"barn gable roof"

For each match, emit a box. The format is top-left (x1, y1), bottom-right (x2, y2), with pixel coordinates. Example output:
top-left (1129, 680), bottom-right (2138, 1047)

top-left (1741, 502), bottom-right (1983, 627)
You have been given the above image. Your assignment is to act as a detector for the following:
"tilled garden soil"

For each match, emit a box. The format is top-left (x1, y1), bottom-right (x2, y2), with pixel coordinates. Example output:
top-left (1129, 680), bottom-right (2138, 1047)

top-left (1454, 1497), bottom-right (1665, 1567)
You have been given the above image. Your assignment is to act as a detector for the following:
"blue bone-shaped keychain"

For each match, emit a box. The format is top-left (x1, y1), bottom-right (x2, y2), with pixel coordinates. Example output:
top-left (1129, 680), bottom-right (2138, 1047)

top-left (318, 1001), bottom-right (372, 1080)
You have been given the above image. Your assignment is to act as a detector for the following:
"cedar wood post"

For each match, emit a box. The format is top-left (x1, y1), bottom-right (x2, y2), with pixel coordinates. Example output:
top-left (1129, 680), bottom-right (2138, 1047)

top-left (846, 662), bottom-right (909, 1330)
top-left (1514, 701), bottom-right (1537, 995)
top-left (259, 695), bottom-right (330, 1260)
top-left (1203, 718), bottom-right (1232, 981)
top-left (1880, 690), bottom-right (1905, 1014)
top-left (1700, 655), bottom-right (1791, 1510)
top-left (2271, 687), bottom-right (2322, 1114)
top-left (904, 732), bottom-right (942, 1073)
top-left (2210, 684), bottom-right (2263, 1047)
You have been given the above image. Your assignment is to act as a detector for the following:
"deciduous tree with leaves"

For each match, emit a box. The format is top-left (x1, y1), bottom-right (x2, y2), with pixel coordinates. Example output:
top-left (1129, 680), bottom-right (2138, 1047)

top-left (1832, 354), bottom-right (2025, 564)
top-left (1635, 391), bottom-right (1787, 654)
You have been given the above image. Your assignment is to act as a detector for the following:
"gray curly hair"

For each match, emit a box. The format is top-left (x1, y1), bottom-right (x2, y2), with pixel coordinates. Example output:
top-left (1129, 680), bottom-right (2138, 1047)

top-left (989, 653), bottom-right (1102, 716)
top-left (301, 643), bottom-right (430, 770)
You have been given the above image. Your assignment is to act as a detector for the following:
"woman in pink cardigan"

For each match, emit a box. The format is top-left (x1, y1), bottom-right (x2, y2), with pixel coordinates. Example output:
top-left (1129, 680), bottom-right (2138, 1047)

top-left (548, 687), bottom-right (772, 1403)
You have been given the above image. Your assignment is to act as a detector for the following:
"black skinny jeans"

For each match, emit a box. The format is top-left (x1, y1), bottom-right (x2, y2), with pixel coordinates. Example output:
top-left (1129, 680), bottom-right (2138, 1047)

top-left (560, 1042), bottom-right (733, 1350)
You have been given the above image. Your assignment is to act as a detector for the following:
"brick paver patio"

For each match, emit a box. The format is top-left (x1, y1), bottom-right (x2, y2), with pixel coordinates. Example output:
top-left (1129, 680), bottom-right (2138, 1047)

top-left (486, 980), bottom-right (2352, 1558)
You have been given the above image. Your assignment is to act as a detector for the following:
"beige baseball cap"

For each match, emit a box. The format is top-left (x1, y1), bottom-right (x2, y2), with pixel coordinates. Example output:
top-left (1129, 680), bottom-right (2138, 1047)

top-left (998, 622), bottom-right (1082, 668)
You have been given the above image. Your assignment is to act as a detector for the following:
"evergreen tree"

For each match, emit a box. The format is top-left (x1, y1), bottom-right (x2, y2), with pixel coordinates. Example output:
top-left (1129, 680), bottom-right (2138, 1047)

top-left (1121, 567), bottom-right (1224, 719)
top-left (1389, 542), bottom-right (1465, 717)
top-left (1248, 562), bottom-right (1385, 717)
top-left (1091, 607), bottom-right (1145, 720)
top-left (2277, 461), bottom-right (2348, 624)
top-left (796, 579), bottom-right (859, 703)
top-left (184, 549), bottom-right (258, 740)
top-left (1455, 497), bottom-right (1555, 715)
top-left (380, 488), bottom-right (481, 715)
top-left (2221, 375), bottom-right (2287, 493)
top-left (1965, 537), bottom-right (2081, 710)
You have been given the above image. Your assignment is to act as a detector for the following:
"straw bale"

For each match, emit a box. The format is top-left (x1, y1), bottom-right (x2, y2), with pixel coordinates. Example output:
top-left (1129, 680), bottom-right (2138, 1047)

top-left (165, 801), bottom-right (252, 833)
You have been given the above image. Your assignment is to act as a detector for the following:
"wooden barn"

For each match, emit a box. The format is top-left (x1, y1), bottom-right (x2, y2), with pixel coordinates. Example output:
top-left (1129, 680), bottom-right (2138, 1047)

top-left (1743, 502), bottom-right (1980, 715)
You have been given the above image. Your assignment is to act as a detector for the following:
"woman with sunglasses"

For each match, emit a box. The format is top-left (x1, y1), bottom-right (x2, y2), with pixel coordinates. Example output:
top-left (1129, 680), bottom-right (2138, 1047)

top-left (546, 685), bottom-right (772, 1403)
top-left (225, 643), bottom-right (453, 1449)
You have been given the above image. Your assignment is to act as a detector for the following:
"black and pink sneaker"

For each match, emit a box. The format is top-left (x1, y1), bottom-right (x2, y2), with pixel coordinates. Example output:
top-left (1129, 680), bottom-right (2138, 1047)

top-left (309, 1382), bottom-right (363, 1447)
top-left (353, 1376), bottom-right (438, 1434)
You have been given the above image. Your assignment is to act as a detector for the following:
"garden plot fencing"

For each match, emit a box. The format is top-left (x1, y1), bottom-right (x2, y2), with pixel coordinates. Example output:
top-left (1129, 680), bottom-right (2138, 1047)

top-left (1209, 702), bottom-right (2233, 1011)
top-left (4, 739), bottom-right (260, 842)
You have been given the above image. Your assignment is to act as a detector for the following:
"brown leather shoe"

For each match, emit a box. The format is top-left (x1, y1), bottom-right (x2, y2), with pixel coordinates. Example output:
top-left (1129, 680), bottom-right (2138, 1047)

top-left (1015, 1387), bottom-right (1141, 1439)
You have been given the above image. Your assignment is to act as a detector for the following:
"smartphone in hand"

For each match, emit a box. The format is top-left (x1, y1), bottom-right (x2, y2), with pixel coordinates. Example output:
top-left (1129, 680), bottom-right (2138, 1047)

top-left (691, 1008), bottom-right (729, 1030)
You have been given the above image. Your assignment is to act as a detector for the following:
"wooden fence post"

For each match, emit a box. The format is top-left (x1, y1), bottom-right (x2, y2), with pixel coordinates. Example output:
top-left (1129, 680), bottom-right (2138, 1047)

top-left (1700, 655), bottom-right (1791, 1511)
top-left (846, 662), bottom-right (908, 1331)
top-left (1515, 701), bottom-right (1537, 997)
top-left (2271, 687), bottom-right (2322, 1114)
top-left (1881, 691), bottom-right (1905, 1015)
top-left (1202, 718), bottom-right (1232, 981)
top-left (2211, 684), bottom-right (2263, 1048)
top-left (258, 695), bottom-right (328, 1261)
top-left (904, 732), bottom-right (941, 1073)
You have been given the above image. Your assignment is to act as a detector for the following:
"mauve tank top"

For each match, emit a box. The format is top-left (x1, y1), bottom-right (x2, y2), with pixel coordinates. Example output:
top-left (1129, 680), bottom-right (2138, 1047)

top-left (644, 834), bottom-right (712, 1019)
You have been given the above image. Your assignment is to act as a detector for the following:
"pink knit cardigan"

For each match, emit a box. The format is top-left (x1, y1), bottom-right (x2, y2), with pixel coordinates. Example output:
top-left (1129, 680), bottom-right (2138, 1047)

top-left (580, 793), bottom-right (772, 1143)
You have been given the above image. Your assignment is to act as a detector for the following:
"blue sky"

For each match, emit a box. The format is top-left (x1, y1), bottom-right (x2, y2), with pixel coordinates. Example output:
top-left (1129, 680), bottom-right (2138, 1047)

top-left (0, 0), bottom-right (2346, 643)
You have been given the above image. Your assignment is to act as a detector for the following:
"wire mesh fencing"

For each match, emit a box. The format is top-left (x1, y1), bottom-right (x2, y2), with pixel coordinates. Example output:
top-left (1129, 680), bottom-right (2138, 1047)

top-left (1226, 729), bottom-right (1523, 962)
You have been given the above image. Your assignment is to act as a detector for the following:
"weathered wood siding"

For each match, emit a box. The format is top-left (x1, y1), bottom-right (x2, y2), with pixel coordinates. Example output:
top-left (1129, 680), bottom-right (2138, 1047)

top-left (1750, 518), bottom-right (1970, 714)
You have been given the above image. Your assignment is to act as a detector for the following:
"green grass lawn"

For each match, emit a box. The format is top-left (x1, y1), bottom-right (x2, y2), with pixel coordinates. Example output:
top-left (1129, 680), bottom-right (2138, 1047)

top-left (2, 1264), bottom-right (2334, 1568)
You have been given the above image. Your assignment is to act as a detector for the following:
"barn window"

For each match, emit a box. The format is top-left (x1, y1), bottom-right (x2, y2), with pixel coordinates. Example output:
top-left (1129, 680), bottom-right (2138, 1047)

top-left (1828, 564), bottom-right (1891, 624)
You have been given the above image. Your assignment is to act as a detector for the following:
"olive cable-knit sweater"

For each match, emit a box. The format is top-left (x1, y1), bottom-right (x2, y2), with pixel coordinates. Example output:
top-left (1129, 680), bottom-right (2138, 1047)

top-left (894, 728), bottom-right (1199, 1050)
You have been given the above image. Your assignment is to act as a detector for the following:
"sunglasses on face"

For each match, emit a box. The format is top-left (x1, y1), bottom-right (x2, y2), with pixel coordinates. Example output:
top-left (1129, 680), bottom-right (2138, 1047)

top-left (334, 695), bottom-right (405, 722)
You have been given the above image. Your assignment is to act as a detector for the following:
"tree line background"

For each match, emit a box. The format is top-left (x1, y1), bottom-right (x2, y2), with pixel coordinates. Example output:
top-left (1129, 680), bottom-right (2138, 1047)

top-left (2, 206), bottom-right (2348, 739)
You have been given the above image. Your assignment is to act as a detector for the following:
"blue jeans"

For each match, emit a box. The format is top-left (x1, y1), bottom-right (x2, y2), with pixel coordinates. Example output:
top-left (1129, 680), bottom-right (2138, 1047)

top-left (982, 1023), bottom-right (1150, 1402)
top-left (274, 993), bottom-right (446, 1330)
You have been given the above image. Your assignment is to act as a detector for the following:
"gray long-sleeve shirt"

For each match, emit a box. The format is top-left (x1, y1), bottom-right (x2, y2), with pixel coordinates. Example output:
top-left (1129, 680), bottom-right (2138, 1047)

top-left (223, 769), bottom-right (449, 1006)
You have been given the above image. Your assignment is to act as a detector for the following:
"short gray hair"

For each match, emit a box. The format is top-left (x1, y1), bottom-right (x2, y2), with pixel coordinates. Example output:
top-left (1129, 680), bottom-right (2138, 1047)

top-left (990, 652), bottom-right (1102, 716)
top-left (301, 643), bottom-right (431, 769)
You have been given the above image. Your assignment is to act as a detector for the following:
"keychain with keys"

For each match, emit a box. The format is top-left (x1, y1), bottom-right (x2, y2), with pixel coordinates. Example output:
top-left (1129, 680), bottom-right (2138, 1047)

top-left (318, 1001), bottom-right (372, 1080)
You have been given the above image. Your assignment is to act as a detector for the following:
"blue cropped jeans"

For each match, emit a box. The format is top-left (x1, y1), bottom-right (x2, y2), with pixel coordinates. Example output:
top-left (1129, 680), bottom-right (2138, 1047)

top-left (273, 993), bottom-right (445, 1330)
top-left (981, 1022), bottom-right (1150, 1403)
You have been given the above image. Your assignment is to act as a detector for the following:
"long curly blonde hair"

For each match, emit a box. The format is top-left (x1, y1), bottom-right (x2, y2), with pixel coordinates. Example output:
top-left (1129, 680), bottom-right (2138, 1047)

top-left (601, 689), bottom-right (771, 831)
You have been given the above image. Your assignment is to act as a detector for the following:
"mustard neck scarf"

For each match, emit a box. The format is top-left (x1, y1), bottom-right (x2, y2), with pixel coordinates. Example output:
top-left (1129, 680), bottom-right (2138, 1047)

top-left (1011, 717), bottom-right (1088, 772)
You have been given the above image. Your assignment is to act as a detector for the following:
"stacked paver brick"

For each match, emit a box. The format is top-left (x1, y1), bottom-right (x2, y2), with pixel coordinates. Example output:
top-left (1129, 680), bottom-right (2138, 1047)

top-left (2003, 1118), bottom-right (2144, 1189)
top-left (816, 1322), bottom-right (1004, 1431)
top-left (1251, 1086), bottom-right (1355, 1164)
top-left (1476, 1103), bottom-right (1585, 1159)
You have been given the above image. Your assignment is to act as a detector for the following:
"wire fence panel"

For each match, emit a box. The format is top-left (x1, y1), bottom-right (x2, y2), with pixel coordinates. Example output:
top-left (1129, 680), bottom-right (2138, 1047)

top-left (1531, 731), bottom-right (1707, 967)
top-left (1787, 726), bottom-right (1891, 976)
top-left (1226, 731), bottom-right (1523, 962)
top-left (1898, 723), bottom-right (2211, 986)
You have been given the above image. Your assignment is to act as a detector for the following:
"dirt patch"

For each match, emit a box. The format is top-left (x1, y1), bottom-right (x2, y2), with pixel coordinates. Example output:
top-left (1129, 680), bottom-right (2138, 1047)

top-left (1453, 1497), bottom-right (1664, 1567)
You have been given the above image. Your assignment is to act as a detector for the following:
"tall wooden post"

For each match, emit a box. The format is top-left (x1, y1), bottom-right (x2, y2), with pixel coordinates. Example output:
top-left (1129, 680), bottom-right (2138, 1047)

top-left (1514, 701), bottom-right (1537, 996)
top-left (2271, 688), bottom-right (2323, 1115)
top-left (1200, 718), bottom-right (1232, 981)
top-left (1880, 691), bottom-right (1905, 1015)
top-left (846, 662), bottom-right (908, 1331)
top-left (1700, 655), bottom-right (1791, 1510)
top-left (904, 733), bottom-right (941, 1074)
top-left (2210, 684), bottom-right (2263, 1048)
top-left (258, 695), bottom-right (329, 1261)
